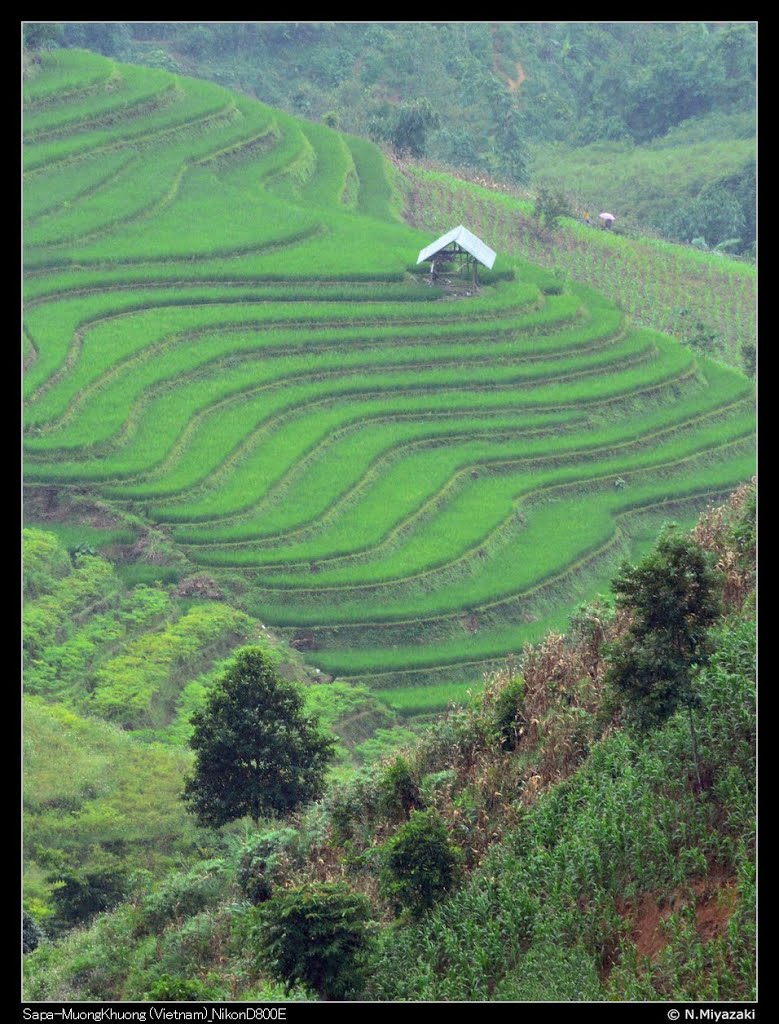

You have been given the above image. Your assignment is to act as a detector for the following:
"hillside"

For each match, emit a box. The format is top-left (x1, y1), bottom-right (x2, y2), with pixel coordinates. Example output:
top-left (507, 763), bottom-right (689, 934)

top-left (22, 48), bottom-right (756, 1004)
top-left (23, 486), bottom-right (756, 1001)
top-left (23, 50), bottom-right (754, 716)
top-left (23, 523), bottom-right (412, 925)
top-left (48, 21), bottom-right (756, 253)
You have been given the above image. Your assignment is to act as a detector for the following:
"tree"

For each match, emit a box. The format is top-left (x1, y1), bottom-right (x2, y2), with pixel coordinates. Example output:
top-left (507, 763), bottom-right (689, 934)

top-left (367, 97), bottom-right (440, 158)
top-left (533, 183), bottom-right (573, 230)
top-left (48, 865), bottom-right (128, 928)
top-left (183, 647), bottom-right (335, 828)
top-left (606, 530), bottom-right (721, 782)
top-left (23, 23), bottom-right (63, 51)
top-left (379, 809), bottom-right (462, 917)
top-left (257, 883), bottom-right (372, 1000)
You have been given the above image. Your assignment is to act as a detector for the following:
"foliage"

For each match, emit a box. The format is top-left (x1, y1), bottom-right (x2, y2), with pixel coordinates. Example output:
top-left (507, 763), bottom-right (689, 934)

top-left (369, 97), bottom-right (440, 158)
top-left (24, 23), bottom-right (64, 51)
top-left (488, 674), bottom-right (526, 751)
top-left (23, 912), bottom-right (45, 954)
top-left (90, 603), bottom-right (253, 729)
top-left (368, 602), bottom-right (754, 999)
top-left (533, 183), bottom-right (572, 229)
top-left (49, 867), bottom-right (128, 930)
top-left (139, 861), bottom-right (228, 933)
top-left (376, 756), bottom-right (423, 820)
top-left (145, 974), bottom-right (223, 1001)
top-left (606, 530), bottom-right (721, 734)
top-left (236, 828), bottom-right (300, 905)
top-left (76, 23), bottom-right (754, 201)
top-left (23, 528), bottom-right (73, 601)
top-left (661, 180), bottom-right (748, 250)
top-left (379, 809), bottom-right (462, 916)
top-left (256, 883), bottom-right (372, 999)
top-left (183, 648), bottom-right (336, 827)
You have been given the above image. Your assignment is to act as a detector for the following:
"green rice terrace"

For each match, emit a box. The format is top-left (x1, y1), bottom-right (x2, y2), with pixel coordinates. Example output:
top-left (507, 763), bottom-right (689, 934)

top-left (24, 50), bottom-right (755, 715)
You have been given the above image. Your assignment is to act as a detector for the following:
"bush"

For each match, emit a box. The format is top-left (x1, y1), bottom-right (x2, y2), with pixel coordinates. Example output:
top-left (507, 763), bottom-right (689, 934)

top-left (145, 974), bottom-right (222, 1001)
top-left (379, 810), bottom-right (462, 916)
top-left (376, 756), bottom-right (423, 820)
top-left (23, 911), bottom-right (45, 954)
top-left (49, 867), bottom-right (128, 929)
top-left (489, 676), bottom-right (526, 751)
top-left (533, 184), bottom-right (573, 229)
top-left (237, 828), bottom-right (299, 905)
top-left (256, 883), bottom-right (372, 1000)
top-left (140, 861), bottom-right (227, 932)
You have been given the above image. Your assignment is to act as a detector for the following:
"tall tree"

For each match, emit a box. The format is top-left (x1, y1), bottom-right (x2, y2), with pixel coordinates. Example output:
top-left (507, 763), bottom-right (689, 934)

top-left (183, 647), bottom-right (335, 828)
top-left (607, 529), bottom-right (721, 783)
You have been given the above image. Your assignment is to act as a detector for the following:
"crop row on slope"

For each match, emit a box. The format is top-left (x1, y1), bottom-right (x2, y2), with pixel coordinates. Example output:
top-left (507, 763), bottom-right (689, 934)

top-left (403, 167), bottom-right (756, 367)
top-left (24, 51), bottom-right (754, 700)
top-left (173, 362), bottom-right (747, 551)
top-left (22, 293), bottom-right (586, 454)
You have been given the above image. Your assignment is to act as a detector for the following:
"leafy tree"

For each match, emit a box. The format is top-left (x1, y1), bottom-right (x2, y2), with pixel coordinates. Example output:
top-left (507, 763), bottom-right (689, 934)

top-left (606, 530), bottom-right (721, 782)
top-left (379, 809), bottom-right (462, 916)
top-left (368, 97), bottom-right (440, 158)
top-left (257, 883), bottom-right (372, 1000)
top-left (183, 647), bottom-right (335, 828)
top-left (24, 23), bottom-right (63, 51)
top-left (533, 183), bottom-right (573, 229)
top-left (48, 866), bottom-right (128, 928)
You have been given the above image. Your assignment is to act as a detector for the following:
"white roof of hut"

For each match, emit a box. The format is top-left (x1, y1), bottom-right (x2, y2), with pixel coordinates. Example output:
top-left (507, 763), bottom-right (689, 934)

top-left (417, 225), bottom-right (496, 269)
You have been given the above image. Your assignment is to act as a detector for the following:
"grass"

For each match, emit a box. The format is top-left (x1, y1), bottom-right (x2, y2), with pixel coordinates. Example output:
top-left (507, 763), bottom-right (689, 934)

top-left (24, 50), bottom-right (754, 697)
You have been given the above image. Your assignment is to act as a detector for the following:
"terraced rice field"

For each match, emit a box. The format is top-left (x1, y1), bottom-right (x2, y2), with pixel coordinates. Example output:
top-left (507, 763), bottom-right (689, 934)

top-left (24, 51), bottom-right (755, 711)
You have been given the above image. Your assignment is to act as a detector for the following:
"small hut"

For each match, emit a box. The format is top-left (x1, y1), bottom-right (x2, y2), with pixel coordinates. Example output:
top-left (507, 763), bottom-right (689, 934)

top-left (417, 225), bottom-right (496, 285)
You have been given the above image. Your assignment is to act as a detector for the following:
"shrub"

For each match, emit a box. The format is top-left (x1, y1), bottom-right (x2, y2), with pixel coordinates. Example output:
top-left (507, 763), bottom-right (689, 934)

top-left (236, 828), bottom-right (299, 905)
top-left (489, 675), bottom-right (526, 751)
top-left (49, 867), bottom-right (128, 929)
top-left (140, 861), bottom-right (227, 933)
top-left (23, 911), bottom-right (45, 954)
top-left (23, 529), bottom-right (72, 601)
top-left (145, 974), bottom-right (223, 1001)
top-left (533, 184), bottom-right (573, 229)
top-left (379, 810), bottom-right (462, 916)
top-left (256, 883), bottom-right (372, 1000)
top-left (376, 756), bottom-right (423, 820)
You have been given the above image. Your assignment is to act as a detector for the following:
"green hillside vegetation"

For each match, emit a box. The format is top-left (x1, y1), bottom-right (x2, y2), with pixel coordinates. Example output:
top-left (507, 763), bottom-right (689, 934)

top-left (402, 167), bottom-right (755, 371)
top-left (22, 38), bottom-right (756, 1005)
top-left (24, 50), bottom-right (754, 716)
top-left (23, 486), bottom-right (755, 1001)
top-left (45, 22), bottom-right (755, 253)
top-left (22, 527), bottom-right (406, 929)
top-left (528, 113), bottom-right (755, 247)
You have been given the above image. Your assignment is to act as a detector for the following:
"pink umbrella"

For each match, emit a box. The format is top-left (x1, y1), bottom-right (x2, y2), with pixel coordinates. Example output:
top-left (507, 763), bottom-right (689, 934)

top-left (599, 212), bottom-right (615, 222)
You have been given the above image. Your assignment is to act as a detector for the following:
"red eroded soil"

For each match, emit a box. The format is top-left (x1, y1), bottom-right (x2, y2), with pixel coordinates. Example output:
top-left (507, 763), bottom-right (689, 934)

top-left (624, 873), bottom-right (738, 963)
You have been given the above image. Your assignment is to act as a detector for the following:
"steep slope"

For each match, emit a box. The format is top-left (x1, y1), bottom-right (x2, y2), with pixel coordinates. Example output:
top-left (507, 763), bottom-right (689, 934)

top-left (24, 51), bottom-right (754, 711)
